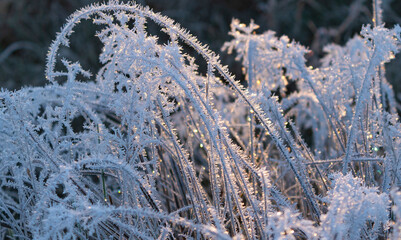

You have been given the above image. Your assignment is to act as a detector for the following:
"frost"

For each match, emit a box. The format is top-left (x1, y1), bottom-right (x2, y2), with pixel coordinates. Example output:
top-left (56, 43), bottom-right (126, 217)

top-left (320, 173), bottom-right (389, 239)
top-left (1, 0), bottom-right (401, 239)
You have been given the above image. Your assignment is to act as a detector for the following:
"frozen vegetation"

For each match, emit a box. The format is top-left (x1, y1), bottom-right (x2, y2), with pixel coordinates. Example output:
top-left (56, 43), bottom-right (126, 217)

top-left (1, 0), bottom-right (401, 239)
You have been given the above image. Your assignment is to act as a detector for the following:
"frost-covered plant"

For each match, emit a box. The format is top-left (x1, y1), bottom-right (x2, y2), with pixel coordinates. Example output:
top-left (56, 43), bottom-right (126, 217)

top-left (1, 0), bottom-right (401, 239)
top-left (320, 173), bottom-right (389, 239)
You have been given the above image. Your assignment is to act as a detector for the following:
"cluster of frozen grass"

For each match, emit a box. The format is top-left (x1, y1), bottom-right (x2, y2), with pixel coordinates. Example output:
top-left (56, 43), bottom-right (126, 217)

top-left (1, 0), bottom-right (401, 239)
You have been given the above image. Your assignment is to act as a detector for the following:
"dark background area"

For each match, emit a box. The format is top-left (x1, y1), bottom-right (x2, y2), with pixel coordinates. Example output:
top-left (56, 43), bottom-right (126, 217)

top-left (0, 0), bottom-right (400, 97)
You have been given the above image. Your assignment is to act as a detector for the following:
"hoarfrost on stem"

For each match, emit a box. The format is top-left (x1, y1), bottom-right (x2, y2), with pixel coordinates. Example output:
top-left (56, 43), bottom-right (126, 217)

top-left (1, 0), bottom-right (401, 239)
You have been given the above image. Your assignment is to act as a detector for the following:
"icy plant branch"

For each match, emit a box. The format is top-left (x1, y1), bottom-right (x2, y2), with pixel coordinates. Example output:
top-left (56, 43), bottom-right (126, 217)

top-left (1, 0), bottom-right (401, 239)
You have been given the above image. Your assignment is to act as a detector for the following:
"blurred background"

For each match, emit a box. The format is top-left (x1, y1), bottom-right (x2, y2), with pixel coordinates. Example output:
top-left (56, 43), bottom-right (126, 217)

top-left (0, 0), bottom-right (400, 97)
